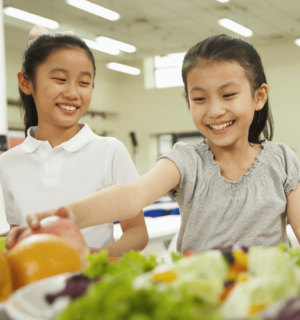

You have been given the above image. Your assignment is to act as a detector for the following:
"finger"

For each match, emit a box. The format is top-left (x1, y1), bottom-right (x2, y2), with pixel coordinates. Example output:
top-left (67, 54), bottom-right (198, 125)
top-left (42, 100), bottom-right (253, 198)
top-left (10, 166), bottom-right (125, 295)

top-left (26, 211), bottom-right (55, 230)
top-left (55, 207), bottom-right (70, 218)
top-left (5, 227), bottom-right (26, 250)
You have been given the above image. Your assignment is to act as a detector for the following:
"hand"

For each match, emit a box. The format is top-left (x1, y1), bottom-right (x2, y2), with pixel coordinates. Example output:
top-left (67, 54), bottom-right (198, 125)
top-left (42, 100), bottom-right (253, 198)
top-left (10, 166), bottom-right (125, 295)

top-left (5, 207), bottom-right (74, 250)
top-left (26, 207), bottom-right (74, 229)
top-left (5, 226), bottom-right (27, 250)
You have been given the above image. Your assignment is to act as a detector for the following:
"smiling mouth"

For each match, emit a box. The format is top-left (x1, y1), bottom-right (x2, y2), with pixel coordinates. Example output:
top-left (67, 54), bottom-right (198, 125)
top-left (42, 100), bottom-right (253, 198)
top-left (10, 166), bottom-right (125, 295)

top-left (56, 103), bottom-right (79, 111)
top-left (206, 120), bottom-right (236, 131)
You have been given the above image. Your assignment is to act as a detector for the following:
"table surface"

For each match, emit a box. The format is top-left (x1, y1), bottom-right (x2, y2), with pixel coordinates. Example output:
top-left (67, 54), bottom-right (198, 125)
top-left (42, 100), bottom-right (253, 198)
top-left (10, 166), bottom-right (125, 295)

top-left (114, 215), bottom-right (181, 243)
top-left (143, 201), bottom-right (178, 211)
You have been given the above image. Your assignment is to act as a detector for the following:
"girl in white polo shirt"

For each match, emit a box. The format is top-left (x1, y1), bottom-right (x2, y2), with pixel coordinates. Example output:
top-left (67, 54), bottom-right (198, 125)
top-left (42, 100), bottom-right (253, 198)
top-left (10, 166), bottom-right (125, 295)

top-left (0, 25), bottom-right (148, 256)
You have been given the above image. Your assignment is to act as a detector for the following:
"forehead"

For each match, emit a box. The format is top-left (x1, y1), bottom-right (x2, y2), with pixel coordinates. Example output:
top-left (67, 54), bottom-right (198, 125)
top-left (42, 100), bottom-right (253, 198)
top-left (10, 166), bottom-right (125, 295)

top-left (39, 48), bottom-right (94, 75)
top-left (187, 60), bottom-right (250, 90)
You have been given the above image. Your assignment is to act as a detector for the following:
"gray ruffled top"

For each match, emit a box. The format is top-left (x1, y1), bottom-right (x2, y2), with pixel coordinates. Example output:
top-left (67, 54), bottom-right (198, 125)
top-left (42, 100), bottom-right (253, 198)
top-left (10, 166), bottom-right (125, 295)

top-left (159, 140), bottom-right (300, 253)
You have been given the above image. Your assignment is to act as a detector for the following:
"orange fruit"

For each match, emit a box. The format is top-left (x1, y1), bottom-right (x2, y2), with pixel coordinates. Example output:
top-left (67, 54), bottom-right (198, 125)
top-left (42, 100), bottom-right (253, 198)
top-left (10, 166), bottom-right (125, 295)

top-left (0, 250), bottom-right (13, 301)
top-left (7, 234), bottom-right (82, 289)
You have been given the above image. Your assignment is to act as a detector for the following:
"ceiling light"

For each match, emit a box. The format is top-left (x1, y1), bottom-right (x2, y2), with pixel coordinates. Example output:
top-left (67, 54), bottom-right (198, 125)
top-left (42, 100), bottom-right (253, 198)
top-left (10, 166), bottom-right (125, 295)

top-left (3, 7), bottom-right (60, 29)
top-left (66, 0), bottom-right (120, 21)
top-left (107, 63), bottom-right (140, 75)
top-left (96, 36), bottom-right (136, 53)
top-left (83, 39), bottom-right (120, 55)
top-left (217, 0), bottom-right (229, 2)
top-left (218, 18), bottom-right (253, 37)
top-left (294, 39), bottom-right (300, 46)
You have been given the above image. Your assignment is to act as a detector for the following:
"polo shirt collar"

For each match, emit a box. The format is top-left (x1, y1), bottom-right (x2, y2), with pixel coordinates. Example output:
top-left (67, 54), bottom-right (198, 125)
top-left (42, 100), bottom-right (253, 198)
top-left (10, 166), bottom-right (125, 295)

top-left (61, 124), bottom-right (97, 152)
top-left (22, 124), bottom-right (97, 153)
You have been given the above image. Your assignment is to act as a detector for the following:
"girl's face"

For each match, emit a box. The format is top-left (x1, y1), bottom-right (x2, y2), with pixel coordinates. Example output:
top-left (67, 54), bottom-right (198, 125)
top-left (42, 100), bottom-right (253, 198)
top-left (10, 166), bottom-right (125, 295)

top-left (186, 60), bottom-right (267, 148)
top-left (28, 48), bottom-right (94, 129)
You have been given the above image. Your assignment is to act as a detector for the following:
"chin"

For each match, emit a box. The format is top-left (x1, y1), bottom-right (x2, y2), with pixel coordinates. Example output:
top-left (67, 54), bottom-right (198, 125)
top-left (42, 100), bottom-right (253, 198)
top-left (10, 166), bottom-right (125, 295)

top-left (56, 118), bottom-right (81, 128)
top-left (206, 134), bottom-right (237, 148)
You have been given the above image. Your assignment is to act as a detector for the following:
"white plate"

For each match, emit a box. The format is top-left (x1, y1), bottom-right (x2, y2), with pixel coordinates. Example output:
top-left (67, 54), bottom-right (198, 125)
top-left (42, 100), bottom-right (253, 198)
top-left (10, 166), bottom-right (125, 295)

top-left (0, 302), bottom-right (6, 310)
top-left (6, 273), bottom-right (75, 320)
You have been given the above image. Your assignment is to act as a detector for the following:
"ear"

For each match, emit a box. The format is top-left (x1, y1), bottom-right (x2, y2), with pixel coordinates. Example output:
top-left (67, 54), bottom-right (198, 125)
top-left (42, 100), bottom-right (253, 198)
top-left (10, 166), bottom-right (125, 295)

top-left (17, 71), bottom-right (33, 95)
top-left (255, 83), bottom-right (268, 111)
top-left (185, 94), bottom-right (190, 109)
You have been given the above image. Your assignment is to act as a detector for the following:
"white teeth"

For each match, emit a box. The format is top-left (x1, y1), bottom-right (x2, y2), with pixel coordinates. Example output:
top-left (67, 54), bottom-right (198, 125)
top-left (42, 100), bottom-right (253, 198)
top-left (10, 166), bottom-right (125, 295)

top-left (209, 121), bottom-right (233, 131)
top-left (57, 104), bottom-right (77, 111)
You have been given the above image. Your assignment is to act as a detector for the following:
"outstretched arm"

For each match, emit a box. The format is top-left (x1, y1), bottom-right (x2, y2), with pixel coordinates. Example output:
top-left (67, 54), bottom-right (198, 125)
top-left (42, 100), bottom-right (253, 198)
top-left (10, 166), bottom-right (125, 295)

top-left (69, 158), bottom-right (180, 229)
top-left (6, 159), bottom-right (180, 248)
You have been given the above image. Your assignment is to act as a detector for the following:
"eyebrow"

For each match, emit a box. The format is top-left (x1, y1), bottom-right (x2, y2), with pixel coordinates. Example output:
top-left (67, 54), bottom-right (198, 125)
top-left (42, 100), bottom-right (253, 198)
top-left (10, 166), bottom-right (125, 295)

top-left (49, 68), bottom-right (93, 78)
top-left (189, 81), bottom-right (242, 94)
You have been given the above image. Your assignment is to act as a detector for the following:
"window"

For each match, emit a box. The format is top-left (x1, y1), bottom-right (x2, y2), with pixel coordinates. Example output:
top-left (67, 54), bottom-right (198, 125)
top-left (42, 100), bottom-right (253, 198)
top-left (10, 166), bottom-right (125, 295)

top-left (158, 132), bottom-right (205, 156)
top-left (144, 52), bottom-right (185, 89)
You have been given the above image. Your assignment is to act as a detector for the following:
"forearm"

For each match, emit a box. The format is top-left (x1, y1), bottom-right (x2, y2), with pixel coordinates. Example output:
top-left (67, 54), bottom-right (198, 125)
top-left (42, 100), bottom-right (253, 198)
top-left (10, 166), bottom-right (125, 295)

top-left (92, 225), bottom-right (149, 257)
top-left (67, 184), bottom-right (144, 229)
top-left (0, 225), bottom-right (18, 237)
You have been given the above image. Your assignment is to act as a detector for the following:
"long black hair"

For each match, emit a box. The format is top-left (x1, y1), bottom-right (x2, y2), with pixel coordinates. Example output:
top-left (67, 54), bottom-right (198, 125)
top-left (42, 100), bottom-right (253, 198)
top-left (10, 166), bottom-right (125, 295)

top-left (20, 33), bottom-right (96, 136)
top-left (182, 34), bottom-right (273, 144)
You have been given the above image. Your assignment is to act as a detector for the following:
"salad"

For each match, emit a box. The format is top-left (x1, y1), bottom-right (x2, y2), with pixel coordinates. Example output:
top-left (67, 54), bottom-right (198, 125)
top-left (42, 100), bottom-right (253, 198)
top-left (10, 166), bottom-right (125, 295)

top-left (46, 246), bottom-right (300, 320)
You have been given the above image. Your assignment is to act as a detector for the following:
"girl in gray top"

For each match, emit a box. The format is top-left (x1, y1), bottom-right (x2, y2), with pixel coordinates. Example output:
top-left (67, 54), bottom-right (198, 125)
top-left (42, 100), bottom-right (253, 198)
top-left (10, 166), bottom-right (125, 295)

top-left (7, 35), bottom-right (300, 254)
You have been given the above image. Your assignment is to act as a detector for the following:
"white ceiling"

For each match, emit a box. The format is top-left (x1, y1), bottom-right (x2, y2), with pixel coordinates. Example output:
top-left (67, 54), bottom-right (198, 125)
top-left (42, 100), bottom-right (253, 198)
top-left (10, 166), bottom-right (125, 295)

top-left (3, 0), bottom-right (300, 62)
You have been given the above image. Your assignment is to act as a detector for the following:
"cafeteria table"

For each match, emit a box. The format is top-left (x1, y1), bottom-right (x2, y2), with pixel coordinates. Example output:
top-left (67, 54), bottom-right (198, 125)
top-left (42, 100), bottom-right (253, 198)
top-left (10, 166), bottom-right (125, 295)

top-left (143, 201), bottom-right (179, 217)
top-left (114, 215), bottom-right (181, 244)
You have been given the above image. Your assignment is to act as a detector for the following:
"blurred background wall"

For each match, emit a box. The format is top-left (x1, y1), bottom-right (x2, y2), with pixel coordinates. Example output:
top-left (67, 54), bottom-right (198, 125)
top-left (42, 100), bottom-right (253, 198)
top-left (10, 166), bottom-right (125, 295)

top-left (3, 0), bottom-right (300, 175)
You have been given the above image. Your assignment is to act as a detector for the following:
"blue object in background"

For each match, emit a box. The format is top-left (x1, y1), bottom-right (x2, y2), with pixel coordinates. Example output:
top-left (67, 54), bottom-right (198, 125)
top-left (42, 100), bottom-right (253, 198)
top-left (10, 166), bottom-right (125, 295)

top-left (170, 208), bottom-right (180, 215)
top-left (144, 209), bottom-right (166, 218)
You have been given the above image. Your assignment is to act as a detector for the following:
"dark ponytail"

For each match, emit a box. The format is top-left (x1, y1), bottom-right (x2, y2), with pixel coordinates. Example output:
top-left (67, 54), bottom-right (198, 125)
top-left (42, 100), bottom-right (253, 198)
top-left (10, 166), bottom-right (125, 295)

top-left (182, 34), bottom-right (274, 144)
top-left (20, 33), bottom-right (96, 136)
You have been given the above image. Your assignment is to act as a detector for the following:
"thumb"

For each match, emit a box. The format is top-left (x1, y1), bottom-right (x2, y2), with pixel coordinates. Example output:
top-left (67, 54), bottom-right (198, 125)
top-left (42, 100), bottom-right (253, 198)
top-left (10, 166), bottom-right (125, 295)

top-left (55, 206), bottom-right (70, 218)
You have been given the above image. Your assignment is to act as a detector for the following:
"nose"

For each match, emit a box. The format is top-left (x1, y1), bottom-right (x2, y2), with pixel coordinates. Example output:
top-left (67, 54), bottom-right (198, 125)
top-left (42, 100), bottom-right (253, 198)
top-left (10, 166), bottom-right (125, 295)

top-left (62, 82), bottom-right (79, 100)
top-left (206, 98), bottom-right (226, 119)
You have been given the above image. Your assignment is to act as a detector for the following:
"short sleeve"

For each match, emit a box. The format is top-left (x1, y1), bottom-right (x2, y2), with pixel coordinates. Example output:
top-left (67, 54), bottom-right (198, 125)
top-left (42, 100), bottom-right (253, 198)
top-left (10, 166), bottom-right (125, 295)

top-left (110, 139), bottom-right (139, 185)
top-left (0, 157), bottom-right (18, 225)
top-left (157, 142), bottom-right (202, 200)
top-left (282, 145), bottom-right (300, 196)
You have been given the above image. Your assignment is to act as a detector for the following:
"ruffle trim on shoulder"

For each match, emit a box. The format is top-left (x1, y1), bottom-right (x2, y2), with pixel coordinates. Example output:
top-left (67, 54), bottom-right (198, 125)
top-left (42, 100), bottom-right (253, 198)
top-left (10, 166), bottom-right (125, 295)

top-left (193, 140), bottom-right (271, 199)
top-left (284, 175), bottom-right (300, 197)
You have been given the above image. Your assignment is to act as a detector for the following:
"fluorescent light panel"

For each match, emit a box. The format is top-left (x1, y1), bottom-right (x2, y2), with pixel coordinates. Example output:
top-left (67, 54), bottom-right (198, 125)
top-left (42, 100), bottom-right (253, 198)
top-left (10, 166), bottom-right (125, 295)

top-left (96, 36), bottom-right (136, 53)
top-left (294, 39), bottom-right (300, 46)
top-left (83, 39), bottom-right (120, 55)
top-left (218, 18), bottom-right (253, 37)
top-left (66, 0), bottom-right (120, 21)
top-left (3, 7), bottom-right (59, 29)
top-left (217, 0), bottom-right (229, 3)
top-left (107, 63), bottom-right (140, 75)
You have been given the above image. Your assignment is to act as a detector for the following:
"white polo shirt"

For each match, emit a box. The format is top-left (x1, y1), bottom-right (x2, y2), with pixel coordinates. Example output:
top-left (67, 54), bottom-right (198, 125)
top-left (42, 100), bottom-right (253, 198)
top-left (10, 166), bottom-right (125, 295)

top-left (0, 124), bottom-right (139, 248)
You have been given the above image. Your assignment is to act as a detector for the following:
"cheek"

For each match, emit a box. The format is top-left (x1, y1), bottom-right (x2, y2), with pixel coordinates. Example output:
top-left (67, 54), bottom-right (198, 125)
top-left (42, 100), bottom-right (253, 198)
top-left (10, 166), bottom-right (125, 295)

top-left (38, 84), bottom-right (60, 101)
top-left (81, 88), bottom-right (93, 105)
top-left (190, 105), bottom-right (205, 124)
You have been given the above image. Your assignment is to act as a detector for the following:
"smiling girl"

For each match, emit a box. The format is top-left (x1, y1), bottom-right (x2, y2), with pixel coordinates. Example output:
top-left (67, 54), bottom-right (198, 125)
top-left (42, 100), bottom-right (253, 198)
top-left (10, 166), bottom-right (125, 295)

top-left (1, 25), bottom-right (148, 256)
top-left (7, 34), bottom-right (300, 253)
